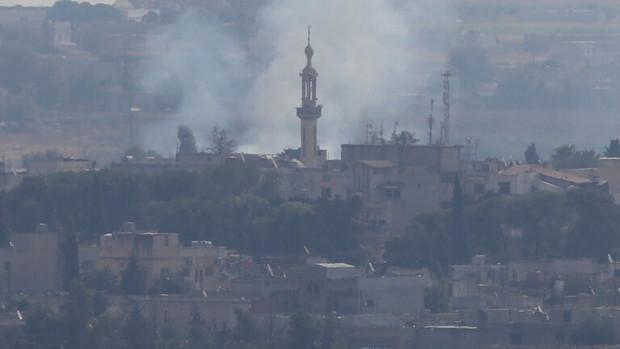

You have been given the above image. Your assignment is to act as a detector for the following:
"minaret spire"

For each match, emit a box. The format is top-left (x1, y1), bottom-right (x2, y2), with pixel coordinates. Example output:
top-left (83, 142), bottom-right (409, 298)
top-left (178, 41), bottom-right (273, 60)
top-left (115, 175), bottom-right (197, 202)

top-left (296, 27), bottom-right (322, 168)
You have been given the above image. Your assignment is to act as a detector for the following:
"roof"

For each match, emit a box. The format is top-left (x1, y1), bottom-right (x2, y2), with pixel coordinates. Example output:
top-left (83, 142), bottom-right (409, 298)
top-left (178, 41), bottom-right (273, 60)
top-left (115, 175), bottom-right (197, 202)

top-left (358, 160), bottom-right (397, 168)
top-left (314, 263), bottom-right (355, 269)
top-left (499, 164), bottom-right (593, 185)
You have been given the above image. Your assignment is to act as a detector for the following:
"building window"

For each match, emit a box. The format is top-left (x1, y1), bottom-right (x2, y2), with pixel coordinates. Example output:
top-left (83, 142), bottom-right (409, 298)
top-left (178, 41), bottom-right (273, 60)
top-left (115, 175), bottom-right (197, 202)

top-left (321, 187), bottom-right (332, 199)
top-left (384, 188), bottom-right (401, 199)
top-left (498, 182), bottom-right (511, 195)
top-left (204, 267), bottom-right (214, 276)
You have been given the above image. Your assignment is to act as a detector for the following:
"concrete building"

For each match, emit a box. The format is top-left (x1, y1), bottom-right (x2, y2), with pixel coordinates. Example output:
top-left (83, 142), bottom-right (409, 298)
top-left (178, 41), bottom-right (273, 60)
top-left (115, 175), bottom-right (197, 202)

top-left (236, 260), bottom-right (430, 316)
top-left (568, 157), bottom-right (620, 203)
top-left (25, 156), bottom-right (95, 177)
top-left (98, 223), bottom-right (228, 291)
top-left (47, 21), bottom-right (72, 47)
top-left (0, 226), bottom-right (61, 294)
top-left (0, 6), bottom-right (46, 33)
top-left (340, 143), bottom-right (460, 233)
top-left (497, 163), bottom-right (599, 195)
top-left (299, 263), bottom-right (358, 314)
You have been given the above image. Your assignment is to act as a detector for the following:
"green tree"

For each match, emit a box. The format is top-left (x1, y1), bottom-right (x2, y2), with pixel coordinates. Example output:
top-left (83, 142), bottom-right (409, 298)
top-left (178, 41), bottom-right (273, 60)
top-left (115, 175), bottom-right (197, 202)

top-left (209, 126), bottom-right (237, 155)
top-left (178, 124), bottom-right (197, 154)
top-left (120, 255), bottom-right (146, 295)
top-left (551, 144), bottom-right (598, 169)
top-left (231, 307), bottom-right (261, 347)
top-left (525, 143), bottom-right (540, 164)
top-left (122, 300), bottom-right (154, 349)
top-left (505, 191), bottom-right (569, 260)
top-left (24, 303), bottom-right (63, 348)
top-left (424, 282), bottom-right (451, 313)
top-left (59, 215), bottom-right (80, 290)
top-left (385, 210), bottom-right (452, 271)
top-left (390, 130), bottom-right (419, 145)
top-left (572, 317), bottom-right (617, 345)
top-left (451, 174), bottom-right (469, 264)
top-left (141, 10), bottom-right (159, 23)
top-left (287, 309), bottom-right (321, 349)
top-left (158, 318), bottom-right (181, 349)
top-left (82, 267), bottom-right (117, 294)
top-left (188, 305), bottom-right (215, 349)
top-left (60, 280), bottom-right (95, 348)
top-left (605, 139), bottom-right (620, 157)
top-left (149, 269), bottom-right (188, 295)
top-left (551, 144), bottom-right (576, 169)
top-left (566, 188), bottom-right (620, 261)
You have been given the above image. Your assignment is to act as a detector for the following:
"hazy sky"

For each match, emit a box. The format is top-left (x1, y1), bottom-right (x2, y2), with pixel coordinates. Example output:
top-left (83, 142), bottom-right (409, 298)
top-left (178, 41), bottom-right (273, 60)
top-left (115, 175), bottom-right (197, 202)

top-left (2, 0), bottom-right (114, 6)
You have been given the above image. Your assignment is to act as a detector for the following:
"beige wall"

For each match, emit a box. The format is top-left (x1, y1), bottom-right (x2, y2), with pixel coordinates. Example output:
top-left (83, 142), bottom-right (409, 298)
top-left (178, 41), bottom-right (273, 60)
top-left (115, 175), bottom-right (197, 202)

top-left (0, 233), bottom-right (61, 294)
top-left (99, 232), bottom-right (227, 291)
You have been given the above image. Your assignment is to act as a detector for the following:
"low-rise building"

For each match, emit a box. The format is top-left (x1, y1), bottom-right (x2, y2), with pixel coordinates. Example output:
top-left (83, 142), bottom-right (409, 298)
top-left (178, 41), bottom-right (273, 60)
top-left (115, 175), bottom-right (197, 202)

top-left (0, 225), bottom-right (61, 294)
top-left (98, 222), bottom-right (228, 291)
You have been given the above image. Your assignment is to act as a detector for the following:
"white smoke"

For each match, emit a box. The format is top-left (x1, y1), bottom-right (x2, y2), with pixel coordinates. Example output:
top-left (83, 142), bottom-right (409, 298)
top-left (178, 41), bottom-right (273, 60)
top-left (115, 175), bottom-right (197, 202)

top-left (139, 0), bottom-right (454, 158)
top-left (140, 12), bottom-right (248, 154)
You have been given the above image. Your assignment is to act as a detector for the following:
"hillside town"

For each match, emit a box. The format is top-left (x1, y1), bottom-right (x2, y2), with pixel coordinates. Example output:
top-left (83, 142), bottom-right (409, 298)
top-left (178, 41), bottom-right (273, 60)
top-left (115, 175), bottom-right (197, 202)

top-left (2, 0), bottom-right (620, 348)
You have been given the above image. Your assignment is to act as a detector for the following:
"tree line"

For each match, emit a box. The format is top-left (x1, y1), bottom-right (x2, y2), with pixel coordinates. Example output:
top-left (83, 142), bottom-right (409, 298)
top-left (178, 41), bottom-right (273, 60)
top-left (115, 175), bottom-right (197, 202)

top-left (385, 187), bottom-right (620, 273)
top-left (0, 164), bottom-right (362, 263)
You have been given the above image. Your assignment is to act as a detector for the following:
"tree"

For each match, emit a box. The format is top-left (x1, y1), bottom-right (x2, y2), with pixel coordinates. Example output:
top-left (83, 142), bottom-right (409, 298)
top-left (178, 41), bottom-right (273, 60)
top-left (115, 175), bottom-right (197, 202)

top-left (605, 139), bottom-right (620, 157)
top-left (122, 299), bottom-right (154, 349)
top-left (572, 317), bottom-right (617, 345)
top-left (551, 144), bottom-right (576, 169)
top-left (566, 188), bottom-right (620, 261)
top-left (188, 305), bottom-right (215, 349)
top-left (120, 255), bottom-right (146, 295)
top-left (551, 144), bottom-right (598, 169)
top-left (141, 10), bottom-right (159, 23)
top-left (149, 269), bottom-right (188, 295)
top-left (525, 143), bottom-right (540, 164)
top-left (424, 282), bottom-right (451, 313)
top-left (505, 191), bottom-right (569, 260)
top-left (24, 303), bottom-right (63, 348)
top-left (231, 307), bottom-right (261, 347)
top-left (390, 130), bottom-right (419, 145)
top-left (178, 124), bottom-right (197, 154)
top-left (209, 127), bottom-right (237, 155)
top-left (59, 215), bottom-right (79, 290)
top-left (60, 280), bottom-right (95, 348)
top-left (287, 310), bottom-right (321, 349)
top-left (451, 174), bottom-right (469, 264)
top-left (82, 267), bottom-right (117, 294)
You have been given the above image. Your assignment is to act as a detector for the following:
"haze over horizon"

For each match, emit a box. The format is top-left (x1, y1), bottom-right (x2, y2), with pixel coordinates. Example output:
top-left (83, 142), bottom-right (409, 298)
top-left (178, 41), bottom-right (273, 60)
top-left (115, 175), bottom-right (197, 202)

top-left (2, 0), bottom-right (114, 6)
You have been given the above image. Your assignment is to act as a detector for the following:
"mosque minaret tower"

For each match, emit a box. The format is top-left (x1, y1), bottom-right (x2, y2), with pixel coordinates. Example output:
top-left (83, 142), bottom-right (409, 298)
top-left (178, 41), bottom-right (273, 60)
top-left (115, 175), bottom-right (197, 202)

top-left (296, 27), bottom-right (323, 168)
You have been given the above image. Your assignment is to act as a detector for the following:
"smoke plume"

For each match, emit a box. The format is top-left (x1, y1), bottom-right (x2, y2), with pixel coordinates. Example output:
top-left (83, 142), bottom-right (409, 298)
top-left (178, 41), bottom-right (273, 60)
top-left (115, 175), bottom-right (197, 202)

top-left (140, 0), bottom-right (454, 158)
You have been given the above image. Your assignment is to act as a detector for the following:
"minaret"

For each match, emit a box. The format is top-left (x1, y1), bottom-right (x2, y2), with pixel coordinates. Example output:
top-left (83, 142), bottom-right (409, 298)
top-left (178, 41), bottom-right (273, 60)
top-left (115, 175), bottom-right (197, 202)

top-left (296, 26), bottom-right (322, 168)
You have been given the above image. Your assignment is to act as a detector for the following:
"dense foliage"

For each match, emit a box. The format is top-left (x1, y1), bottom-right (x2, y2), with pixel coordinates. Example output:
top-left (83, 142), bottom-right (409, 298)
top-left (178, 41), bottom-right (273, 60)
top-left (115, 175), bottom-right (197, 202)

top-left (0, 165), bottom-right (362, 262)
top-left (386, 189), bottom-right (620, 272)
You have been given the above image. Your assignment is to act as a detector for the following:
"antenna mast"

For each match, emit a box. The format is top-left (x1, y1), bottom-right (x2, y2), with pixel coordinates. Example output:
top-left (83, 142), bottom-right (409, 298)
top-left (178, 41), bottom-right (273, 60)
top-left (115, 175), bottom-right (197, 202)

top-left (427, 99), bottom-right (434, 145)
top-left (440, 71), bottom-right (454, 145)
